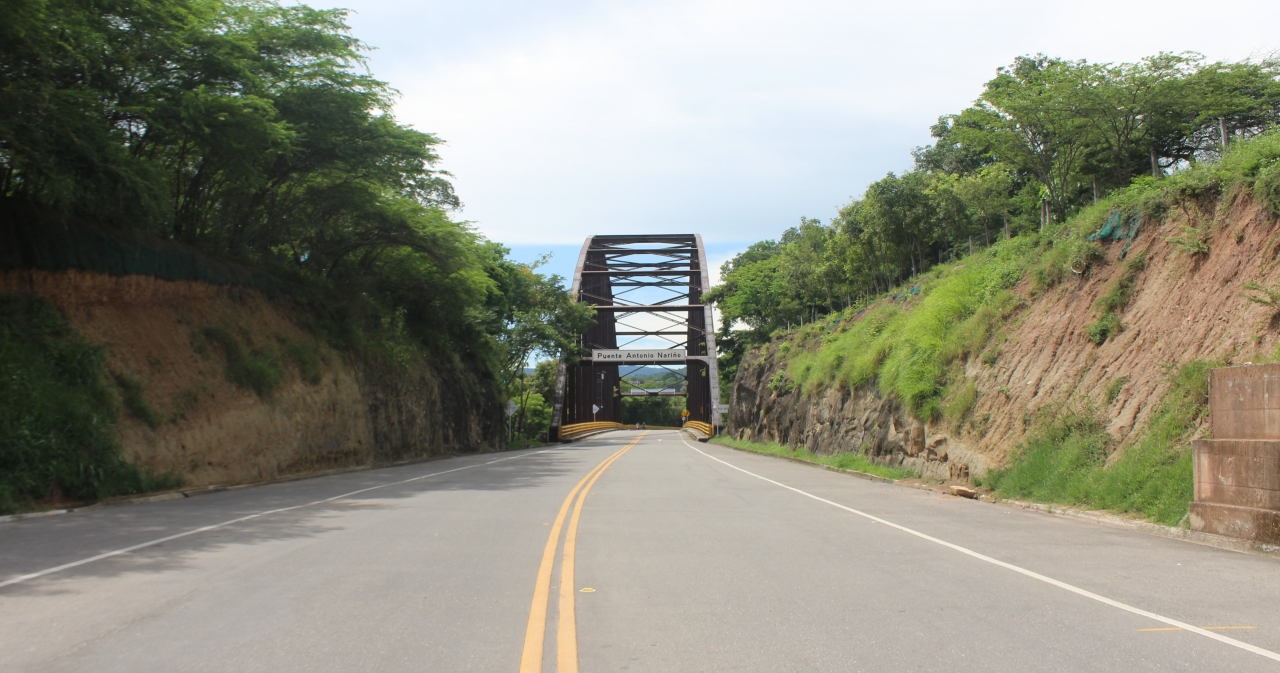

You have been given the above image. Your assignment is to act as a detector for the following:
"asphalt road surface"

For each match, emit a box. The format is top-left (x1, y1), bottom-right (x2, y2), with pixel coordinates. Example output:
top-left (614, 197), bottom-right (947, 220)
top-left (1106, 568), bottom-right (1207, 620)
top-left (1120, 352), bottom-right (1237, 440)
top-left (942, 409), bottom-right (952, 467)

top-left (2, 429), bottom-right (1279, 672)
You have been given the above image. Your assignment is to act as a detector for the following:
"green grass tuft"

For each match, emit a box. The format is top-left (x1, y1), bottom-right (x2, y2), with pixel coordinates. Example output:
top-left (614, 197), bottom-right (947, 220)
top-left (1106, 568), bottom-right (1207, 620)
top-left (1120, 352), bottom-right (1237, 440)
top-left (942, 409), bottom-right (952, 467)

top-left (1104, 376), bottom-right (1130, 404)
top-left (943, 379), bottom-right (978, 426)
top-left (711, 436), bottom-right (915, 481)
top-left (979, 359), bottom-right (1217, 525)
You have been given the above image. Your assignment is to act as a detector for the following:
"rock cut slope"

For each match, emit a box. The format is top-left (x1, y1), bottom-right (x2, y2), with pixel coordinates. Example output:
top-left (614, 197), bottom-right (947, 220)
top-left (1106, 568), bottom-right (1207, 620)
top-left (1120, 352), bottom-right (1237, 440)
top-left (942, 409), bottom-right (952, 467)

top-left (728, 191), bottom-right (1280, 486)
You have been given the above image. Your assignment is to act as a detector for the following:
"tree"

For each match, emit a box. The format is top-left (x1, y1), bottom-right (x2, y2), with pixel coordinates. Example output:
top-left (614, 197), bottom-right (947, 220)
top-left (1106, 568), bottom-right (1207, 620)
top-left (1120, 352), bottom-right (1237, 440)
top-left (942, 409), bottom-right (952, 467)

top-left (1077, 53), bottom-right (1197, 186)
top-left (490, 258), bottom-right (596, 391)
top-left (954, 164), bottom-right (1015, 243)
top-left (966, 55), bottom-right (1096, 222)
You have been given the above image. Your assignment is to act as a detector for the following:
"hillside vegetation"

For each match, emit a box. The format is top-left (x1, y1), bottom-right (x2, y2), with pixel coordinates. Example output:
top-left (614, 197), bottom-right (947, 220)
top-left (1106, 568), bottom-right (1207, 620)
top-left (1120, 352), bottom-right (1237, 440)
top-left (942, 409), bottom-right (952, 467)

top-left (712, 52), bottom-right (1280, 525)
top-left (0, 0), bottom-right (590, 512)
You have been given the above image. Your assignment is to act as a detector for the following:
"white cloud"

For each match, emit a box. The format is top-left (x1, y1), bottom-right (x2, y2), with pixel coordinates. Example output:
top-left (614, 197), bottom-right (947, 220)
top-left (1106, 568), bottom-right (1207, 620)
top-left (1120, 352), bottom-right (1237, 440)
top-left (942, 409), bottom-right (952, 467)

top-left (326, 0), bottom-right (1280, 246)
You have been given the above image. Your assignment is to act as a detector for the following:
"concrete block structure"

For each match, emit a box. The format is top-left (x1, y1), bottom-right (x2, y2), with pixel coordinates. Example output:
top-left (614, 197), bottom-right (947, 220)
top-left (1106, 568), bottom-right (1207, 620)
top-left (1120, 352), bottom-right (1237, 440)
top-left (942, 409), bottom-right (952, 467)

top-left (1190, 363), bottom-right (1280, 543)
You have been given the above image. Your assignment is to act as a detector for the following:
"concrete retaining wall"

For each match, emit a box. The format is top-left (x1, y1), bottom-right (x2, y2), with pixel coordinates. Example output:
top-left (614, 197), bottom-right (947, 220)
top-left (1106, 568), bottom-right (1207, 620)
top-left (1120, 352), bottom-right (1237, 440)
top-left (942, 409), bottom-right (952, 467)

top-left (1190, 364), bottom-right (1280, 543)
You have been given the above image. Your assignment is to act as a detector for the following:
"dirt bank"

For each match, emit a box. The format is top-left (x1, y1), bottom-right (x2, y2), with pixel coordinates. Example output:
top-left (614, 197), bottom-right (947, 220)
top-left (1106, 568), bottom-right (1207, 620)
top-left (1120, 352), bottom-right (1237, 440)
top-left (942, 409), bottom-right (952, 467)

top-left (729, 193), bottom-right (1280, 481)
top-left (1, 269), bottom-right (505, 488)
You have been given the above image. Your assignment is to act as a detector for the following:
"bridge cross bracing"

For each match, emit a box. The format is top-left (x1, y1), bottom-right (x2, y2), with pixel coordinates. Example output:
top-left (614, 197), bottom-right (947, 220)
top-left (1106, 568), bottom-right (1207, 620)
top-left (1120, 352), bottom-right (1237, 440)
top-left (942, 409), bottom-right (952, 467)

top-left (550, 234), bottom-right (721, 439)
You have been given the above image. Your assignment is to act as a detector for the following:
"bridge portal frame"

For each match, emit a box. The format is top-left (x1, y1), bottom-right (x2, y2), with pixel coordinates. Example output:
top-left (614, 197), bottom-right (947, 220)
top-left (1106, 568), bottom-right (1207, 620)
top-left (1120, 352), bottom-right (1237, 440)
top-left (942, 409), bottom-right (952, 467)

top-left (549, 234), bottom-right (721, 440)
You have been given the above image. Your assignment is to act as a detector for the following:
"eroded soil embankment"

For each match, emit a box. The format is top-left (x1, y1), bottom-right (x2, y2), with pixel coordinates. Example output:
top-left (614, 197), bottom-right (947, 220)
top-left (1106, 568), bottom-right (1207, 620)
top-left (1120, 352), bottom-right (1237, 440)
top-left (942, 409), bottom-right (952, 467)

top-left (1, 269), bottom-right (504, 488)
top-left (730, 194), bottom-right (1280, 480)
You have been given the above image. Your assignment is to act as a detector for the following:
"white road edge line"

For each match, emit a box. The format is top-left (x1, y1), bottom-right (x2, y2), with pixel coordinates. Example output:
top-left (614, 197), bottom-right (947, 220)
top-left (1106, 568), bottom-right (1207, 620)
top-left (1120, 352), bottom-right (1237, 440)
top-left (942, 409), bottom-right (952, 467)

top-left (0, 449), bottom-right (555, 590)
top-left (679, 435), bottom-right (1280, 664)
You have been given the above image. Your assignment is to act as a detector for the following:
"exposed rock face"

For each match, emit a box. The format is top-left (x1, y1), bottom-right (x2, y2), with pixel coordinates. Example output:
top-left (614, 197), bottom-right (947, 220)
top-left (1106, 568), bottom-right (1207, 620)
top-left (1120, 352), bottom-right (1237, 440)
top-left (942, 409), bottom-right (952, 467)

top-left (728, 348), bottom-right (979, 480)
top-left (727, 193), bottom-right (1280, 481)
top-left (1, 269), bottom-right (505, 487)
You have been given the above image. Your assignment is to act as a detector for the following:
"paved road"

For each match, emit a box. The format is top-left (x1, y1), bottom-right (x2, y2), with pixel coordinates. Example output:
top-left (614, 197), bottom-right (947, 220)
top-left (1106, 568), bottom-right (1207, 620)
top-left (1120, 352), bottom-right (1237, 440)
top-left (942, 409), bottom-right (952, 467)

top-left (2, 429), bottom-right (1279, 672)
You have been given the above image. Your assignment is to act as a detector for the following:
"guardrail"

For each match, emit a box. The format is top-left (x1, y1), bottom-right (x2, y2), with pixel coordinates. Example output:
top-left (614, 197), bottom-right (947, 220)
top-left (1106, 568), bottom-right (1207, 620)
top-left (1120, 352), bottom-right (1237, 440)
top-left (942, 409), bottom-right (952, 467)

top-left (682, 421), bottom-right (713, 437)
top-left (558, 422), bottom-right (625, 439)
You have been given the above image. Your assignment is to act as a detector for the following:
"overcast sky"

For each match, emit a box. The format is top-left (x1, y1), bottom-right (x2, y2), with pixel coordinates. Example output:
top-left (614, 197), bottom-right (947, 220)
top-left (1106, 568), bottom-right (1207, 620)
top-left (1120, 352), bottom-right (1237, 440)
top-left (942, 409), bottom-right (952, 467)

top-left (314, 0), bottom-right (1280, 281)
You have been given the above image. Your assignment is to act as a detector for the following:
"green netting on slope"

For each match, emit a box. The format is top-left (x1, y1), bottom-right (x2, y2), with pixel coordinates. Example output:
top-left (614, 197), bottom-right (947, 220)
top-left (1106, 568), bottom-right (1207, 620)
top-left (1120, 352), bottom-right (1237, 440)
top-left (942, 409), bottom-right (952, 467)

top-left (1089, 209), bottom-right (1141, 259)
top-left (0, 203), bottom-right (296, 295)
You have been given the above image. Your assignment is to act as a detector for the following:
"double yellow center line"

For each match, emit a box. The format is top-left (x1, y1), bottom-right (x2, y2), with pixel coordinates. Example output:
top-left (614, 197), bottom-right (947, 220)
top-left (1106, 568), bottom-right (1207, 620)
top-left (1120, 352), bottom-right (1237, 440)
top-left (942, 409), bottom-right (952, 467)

top-left (519, 432), bottom-right (647, 673)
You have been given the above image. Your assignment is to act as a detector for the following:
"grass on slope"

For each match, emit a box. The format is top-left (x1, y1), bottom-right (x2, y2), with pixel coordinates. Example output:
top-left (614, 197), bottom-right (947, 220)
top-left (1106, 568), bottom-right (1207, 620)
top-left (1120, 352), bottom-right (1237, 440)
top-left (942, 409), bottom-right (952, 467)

top-left (0, 294), bottom-right (182, 514)
top-left (772, 130), bottom-right (1280, 424)
top-left (754, 131), bottom-right (1280, 522)
top-left (979, 360), bottom-right (1216, 526)
top-left (780, 235), bottom-right (1036, 419)
top-left (711, 436), bottom-right (915, 481)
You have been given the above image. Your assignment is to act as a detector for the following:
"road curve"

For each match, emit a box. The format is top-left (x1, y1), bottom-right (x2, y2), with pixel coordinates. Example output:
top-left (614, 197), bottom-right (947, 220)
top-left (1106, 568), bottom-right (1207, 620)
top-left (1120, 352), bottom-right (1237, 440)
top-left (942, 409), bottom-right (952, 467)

top-left (2, 429), bottom-right (1279, 672)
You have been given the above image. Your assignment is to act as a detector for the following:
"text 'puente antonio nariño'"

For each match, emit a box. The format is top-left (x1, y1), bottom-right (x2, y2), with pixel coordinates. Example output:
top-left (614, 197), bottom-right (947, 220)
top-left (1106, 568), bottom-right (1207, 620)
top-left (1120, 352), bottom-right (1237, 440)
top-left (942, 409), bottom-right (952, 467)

top-left (550, 234), bottom-right (722, 440)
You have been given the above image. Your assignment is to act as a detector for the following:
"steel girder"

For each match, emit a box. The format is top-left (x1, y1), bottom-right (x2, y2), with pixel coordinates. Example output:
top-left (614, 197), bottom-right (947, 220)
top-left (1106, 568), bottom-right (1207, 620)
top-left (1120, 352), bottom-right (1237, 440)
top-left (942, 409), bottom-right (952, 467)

top-left (549, 234), bottom-right (721, 439)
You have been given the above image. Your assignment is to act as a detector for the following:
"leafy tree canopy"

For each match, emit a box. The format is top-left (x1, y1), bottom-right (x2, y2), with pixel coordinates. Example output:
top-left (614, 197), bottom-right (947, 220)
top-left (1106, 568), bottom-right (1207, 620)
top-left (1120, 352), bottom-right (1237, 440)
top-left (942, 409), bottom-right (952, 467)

top-left (708, 51), bottom-right (1280, 394)
top-left (0, 0), bottom-right (587, 387)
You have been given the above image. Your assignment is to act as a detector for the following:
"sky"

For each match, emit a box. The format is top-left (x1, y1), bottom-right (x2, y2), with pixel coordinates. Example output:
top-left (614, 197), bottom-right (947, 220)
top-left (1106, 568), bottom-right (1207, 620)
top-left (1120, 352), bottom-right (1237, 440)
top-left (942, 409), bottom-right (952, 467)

top-left (312, 0), bottom-right (1280, 283)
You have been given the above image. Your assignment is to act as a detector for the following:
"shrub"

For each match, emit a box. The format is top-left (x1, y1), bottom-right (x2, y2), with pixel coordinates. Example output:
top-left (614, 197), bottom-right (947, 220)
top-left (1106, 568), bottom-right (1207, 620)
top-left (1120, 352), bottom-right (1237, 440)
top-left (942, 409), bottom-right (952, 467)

top-left (111, 371), bottom-right (163, 429)
top-left (1168, 225), bottom-right (1210, 255)
top-left (1096, 253), bottom-right (1146, 315)
top-left (768, 371), bottom-right (787, 391)
top-left (1086, 313), bottom-right (1122, 344)
top-left (1104, 376), bottom-right (1130, 404)
top-left (202, 326), bottom-right (285, 396)
top-left (284, 339), bottom-right (324, 385)
top-left (1241, 280), bottom-right (1280, 320)
top-left (0, 294), bottom-right (181, 513)
top-left (1031, 237), bottom-right (1103, 292)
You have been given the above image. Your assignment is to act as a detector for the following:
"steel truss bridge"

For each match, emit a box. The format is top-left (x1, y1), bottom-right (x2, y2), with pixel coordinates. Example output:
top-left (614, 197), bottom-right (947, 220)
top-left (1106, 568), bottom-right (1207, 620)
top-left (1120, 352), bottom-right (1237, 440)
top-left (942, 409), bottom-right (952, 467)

top-left (549, 234), bottom-right (721, 440)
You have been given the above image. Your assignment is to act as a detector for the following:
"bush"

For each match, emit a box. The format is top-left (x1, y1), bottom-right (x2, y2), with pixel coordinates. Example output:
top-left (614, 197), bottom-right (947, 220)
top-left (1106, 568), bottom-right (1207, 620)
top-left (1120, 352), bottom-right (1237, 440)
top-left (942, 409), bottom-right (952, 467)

top-left (201, 326), bottom-right (285, 396)
top-left (1086, 312), bottom-right (1122, 344)
top-left (284, 338), bottom-right (324, 385)
top-left (1031, 236), bottom-right (1103, 293)
top-left (111, 370), bottom-right (163, 429)
top-left (0, 294), bottom-right (181, 513)
top-left (1168, 225), bottom-right (1210, 255)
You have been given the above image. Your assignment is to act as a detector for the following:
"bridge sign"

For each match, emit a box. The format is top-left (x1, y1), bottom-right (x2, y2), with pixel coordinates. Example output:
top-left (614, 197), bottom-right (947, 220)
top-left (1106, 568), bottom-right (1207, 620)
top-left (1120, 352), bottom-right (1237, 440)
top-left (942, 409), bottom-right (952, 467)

top-left (549, 234), bottom-right (721, 440)
top-left (591, 349), bottom-right (686, 363)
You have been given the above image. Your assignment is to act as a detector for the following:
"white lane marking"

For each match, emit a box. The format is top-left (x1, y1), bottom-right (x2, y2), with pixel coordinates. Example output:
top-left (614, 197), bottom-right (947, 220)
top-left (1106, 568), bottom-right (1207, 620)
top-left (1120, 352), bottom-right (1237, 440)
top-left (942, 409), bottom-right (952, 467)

top-left (679, 437), bottom-right (1280, 664)
top-left (0, 449), bottom-right (555, 590)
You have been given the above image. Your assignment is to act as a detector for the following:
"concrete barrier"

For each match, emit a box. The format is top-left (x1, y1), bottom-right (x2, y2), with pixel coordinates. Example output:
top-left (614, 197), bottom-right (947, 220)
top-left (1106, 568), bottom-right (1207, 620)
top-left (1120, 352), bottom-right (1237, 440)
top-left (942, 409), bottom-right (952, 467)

top-left (682, 421), bottom-right (713, 441)
top-left (1191, 364), bottom-right (1280, 544)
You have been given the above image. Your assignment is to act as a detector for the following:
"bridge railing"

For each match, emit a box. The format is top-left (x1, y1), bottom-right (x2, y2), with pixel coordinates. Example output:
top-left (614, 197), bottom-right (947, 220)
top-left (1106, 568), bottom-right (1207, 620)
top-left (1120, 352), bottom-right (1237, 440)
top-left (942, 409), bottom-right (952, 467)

top-left (558, 422), bottom-right (625, 439)
top-left (682, 421), bottom-right (713, 438)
